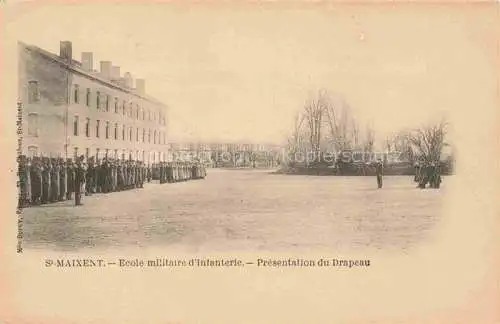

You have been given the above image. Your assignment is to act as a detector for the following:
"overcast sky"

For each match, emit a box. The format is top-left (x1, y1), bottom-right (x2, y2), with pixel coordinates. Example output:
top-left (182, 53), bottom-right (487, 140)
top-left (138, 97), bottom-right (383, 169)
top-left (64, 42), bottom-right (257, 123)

top-left (6, 3), bottom-right (497, 146)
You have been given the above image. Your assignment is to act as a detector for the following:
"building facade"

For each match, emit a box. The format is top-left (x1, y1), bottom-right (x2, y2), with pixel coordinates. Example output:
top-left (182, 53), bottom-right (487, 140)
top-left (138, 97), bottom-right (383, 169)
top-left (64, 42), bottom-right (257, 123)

top-left (168, 142), bottom-right (283, 167)
top-left (18, 40), bottom-right (169, 163)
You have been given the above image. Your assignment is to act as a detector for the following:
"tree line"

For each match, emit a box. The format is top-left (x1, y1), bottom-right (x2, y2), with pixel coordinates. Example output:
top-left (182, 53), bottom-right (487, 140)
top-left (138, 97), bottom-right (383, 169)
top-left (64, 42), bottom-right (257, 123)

top-left (284, 90), bottom-right (451, 168)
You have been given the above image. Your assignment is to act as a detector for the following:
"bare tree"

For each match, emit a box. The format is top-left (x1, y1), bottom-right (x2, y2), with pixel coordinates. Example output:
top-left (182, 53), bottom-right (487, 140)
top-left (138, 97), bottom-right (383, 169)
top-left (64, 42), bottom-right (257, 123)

top-left (388, 130), bottom-right (414, 163)
top-left (323, 96), bottom-right (356, 151)
top-left (286, 111), bottom-right (307, 164)
top-left (408, 120), bottom-right (448, 162)
top-left (303, 90), bottom-right (328, 160)
top-left (363, 124), bottom-right (375, 153)
top-left (351, 120), bottom-right (360, 148)
top-left (286, 90), bottom-right (366, 167)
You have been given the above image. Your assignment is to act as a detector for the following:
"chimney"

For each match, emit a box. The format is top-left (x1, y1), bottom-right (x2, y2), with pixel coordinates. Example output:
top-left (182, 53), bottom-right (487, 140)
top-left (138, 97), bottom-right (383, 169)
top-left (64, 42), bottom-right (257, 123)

top-left (111, 65), bottom-right (121, 80)
top-left (60, 41), bottom-right (72, 62)
top-left (124, 72), bottom-right (133, 88)
top-left (100, 61), bottom-right (112, 79)
top-left (135, 78), bottom-right (145, 95)
top-left (81, 52), bottom-right (93, 71)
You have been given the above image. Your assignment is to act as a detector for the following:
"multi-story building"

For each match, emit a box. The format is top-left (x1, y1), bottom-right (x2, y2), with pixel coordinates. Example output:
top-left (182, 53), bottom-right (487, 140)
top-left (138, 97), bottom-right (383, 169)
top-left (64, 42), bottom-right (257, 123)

top-left (18, 40), bottom-right (169, 163)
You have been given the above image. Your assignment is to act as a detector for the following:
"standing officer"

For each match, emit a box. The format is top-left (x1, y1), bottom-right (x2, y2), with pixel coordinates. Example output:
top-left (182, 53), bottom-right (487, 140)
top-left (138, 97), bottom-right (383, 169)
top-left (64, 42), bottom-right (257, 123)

top-left (66, 158), bottom-right (75, 200)
top-left (375, 159), bottom-right (383, 189)
top-left (74, 155), bottom-right (86, 206)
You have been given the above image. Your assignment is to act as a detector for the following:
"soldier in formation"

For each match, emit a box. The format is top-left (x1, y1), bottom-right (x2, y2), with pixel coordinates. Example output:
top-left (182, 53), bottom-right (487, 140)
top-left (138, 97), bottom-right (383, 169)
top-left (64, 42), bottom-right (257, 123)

top-left (152, 161), bottom-right (207, 185)
top-left (415, 160), bottom-right (442, 189)
top-left (18, 154), bottom-right (207, 208)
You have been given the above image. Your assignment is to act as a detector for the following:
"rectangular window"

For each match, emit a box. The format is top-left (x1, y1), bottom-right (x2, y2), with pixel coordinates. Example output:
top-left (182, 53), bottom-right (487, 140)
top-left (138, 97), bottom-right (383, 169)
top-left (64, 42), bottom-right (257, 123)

top-left (142, 109), bottom-right (146, 120)
top-left (105, 95), bottom-right (110, 112)
top-left (114, 97), bottom-right (119, 113)
top-left (142, 129), bottom-right (145, 143)
top-left (148, 130), bottom-right (151, 143)
top-left (96, 148), bottom-right (100, 159)
top-left (27, 113), bottom-right (39, 136)
top-left (96, 91), bottom-right (101, 109)
top-left (73, 116), bottom-right (79, 136)
top-left (28, 81), bottom-right (40, 103)
top-left (73, 85), bottom-right (80, 103)
top-left (86, 88), bottom-right (91, 106)
top-left (85, 118), bottom-right (90, 137)
top-left (28, 146), bottom-right (38, 157)
top-left (136, 128), bottom-right (139, 142)
top-left (129, 127), bottom-right (132, 142)
top-left (129, 103), bottom-right (133, 117)
top-left (105, 121), bottom-right (110, 139)
top-left (122, 125), bottom-right (125, 140)
top-left (96, 120), bottom-right (100, 138)
top-left (136, 105), bottom-right (140, 119)
top-left (114, 123), bottom-right (118, 140)
top-left (122, 101), bottom-right (126, 115)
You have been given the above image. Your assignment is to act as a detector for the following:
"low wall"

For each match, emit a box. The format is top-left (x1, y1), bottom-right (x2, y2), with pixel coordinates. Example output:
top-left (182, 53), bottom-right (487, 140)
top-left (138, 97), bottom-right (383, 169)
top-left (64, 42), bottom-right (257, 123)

top-left (274, 163), bottom-right (454, 176)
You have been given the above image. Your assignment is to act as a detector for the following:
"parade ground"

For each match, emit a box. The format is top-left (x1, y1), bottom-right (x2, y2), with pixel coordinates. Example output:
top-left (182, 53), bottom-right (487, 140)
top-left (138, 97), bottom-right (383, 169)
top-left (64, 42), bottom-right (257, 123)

top-left (22, 169), bottom-right (447, 253)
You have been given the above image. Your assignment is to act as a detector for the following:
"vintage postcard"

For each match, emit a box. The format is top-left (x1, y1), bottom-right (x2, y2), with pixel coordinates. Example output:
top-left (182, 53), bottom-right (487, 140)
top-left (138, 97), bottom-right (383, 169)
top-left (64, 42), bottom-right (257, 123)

top-left (1, 1), bottom-right (499, 323)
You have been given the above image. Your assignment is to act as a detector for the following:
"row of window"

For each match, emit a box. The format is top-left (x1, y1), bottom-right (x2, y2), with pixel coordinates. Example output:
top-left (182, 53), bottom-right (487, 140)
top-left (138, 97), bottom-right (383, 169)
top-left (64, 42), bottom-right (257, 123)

top-left (72, 116), bottom-right (167, 145)
top-left (26, 145), bottom-right (167, 162)
top-left (74, 148), bottom-right (166, 161)
top-left (26, 81), bottom-right (166, 126)
top-left (73, 85), bottom-right (166, 125)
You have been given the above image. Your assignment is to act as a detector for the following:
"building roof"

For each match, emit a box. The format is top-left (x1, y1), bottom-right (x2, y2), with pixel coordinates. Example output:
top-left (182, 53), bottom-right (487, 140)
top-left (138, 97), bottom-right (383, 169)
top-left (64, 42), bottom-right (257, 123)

top-left (19, 41), bottom-right (168, 108)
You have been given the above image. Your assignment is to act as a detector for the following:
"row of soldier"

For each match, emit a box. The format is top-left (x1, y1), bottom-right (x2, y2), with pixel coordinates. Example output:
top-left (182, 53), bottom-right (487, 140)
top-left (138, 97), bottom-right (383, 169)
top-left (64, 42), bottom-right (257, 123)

top-left (18, 155), bottom-right (207, 208)
top-left (84, 156), bottom-right (148, 196)
top-left (153, 162), bottom-right (207, 184)
top-left (414, 161), bottom-right (442, 189)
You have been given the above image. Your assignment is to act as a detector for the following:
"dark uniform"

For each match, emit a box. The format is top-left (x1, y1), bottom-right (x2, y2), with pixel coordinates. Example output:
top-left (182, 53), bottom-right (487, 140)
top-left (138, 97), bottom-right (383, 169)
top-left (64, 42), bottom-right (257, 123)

top-left (30, 158), bottom-right (42, 205)
top-left (18, 155), bottom-right (30, 208)
top-left (66, 159), bottom-right (75, 200)
top-left (75, 156), bottom-right (86, 206)
top-left (50, 158), bottom-right (60, 202)
top-left (41, 159), bottom-right (51, 204)
top-left (86, 158), bottom-right (94, 196)
top-left (58, 159), bottom-right (66, 201)
top-left (375, 161), bottom-right (383, 189)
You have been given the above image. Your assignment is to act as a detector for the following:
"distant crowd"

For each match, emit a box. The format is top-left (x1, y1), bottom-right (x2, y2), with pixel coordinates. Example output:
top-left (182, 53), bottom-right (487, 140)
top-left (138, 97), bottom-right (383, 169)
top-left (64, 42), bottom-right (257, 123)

top-left (17, 155), bottom-right (207, 208)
